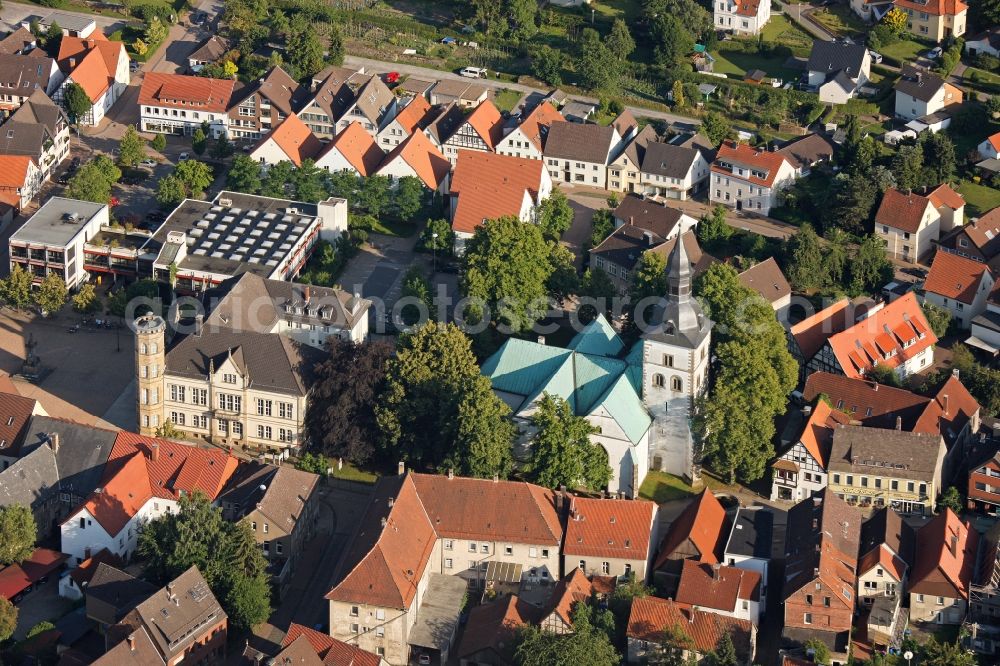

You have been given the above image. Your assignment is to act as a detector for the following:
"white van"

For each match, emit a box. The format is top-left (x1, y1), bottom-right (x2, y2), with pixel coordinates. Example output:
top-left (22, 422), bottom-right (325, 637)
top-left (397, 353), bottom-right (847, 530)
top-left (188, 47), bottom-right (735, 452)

top-left (459, 66), bottom-right (488, 79)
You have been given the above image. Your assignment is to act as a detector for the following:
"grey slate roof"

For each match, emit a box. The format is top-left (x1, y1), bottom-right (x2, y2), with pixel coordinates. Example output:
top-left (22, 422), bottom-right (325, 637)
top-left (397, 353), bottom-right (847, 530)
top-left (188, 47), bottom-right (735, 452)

top-left (255, 466), bottom-right (319, 533)
top-left (859, 507), bottom-right (914, 567)
top-left (0, 28), bottom-right (36, 56)
top-left (895, 65), bottom-right (948, 103)
top-left (351, 75), bottom-right (395, 126)
top-left (231, 66), bottom-right (308, 116)
top-left (0, 90), bottom-right (66, 162)
top-left (544, 121), bottom-right (617, 164)
top-left (777, 133), bottom-right (835, 170)
top-left (807, 41), bottom-right (868, 79)
top-left (86, 563), bottom-right (157, 625)
top-left (424, 102), bottom-right (465, 145)
top-left (188, 35), bottom-right (228, 63)
top-left (725, 507), bottom-right (773, 559)
top-left (0, 443), bottom-right (58, 511)
top-left (827, 424), bottom-right (944, 481)
top-left (22, 415), bottom-right (118, 500)
top-left (165, 326), bottom-right (323, 396)
top-left (641, 142), bottom-right (700, 179)
top-left (618, 124), bottom-right (657, 167)
top-left (0, 53), bottom-right (54, 96)
top-left (131, 566), bottom-right (225, 660)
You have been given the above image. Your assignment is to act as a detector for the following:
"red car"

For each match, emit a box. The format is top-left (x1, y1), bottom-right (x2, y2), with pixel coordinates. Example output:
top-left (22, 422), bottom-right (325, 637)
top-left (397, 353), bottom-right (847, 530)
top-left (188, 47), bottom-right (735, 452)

top-left (109, 196), bottom-right (120, 207)
top-left (384, 71), bottom-right (400, 84)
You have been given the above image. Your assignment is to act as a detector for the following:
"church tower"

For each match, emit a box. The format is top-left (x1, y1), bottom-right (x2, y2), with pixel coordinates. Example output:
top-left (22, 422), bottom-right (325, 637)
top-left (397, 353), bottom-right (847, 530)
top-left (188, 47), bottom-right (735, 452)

top-left (135, 313), bottom-right (166, 436)
top-left (639, 236), bottom-right (713, 481)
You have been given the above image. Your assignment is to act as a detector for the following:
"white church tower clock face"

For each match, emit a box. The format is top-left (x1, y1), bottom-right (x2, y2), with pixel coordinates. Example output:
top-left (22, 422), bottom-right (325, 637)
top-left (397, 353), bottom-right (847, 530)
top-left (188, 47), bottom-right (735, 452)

top-left (639, 235), bottom-right (712, 481)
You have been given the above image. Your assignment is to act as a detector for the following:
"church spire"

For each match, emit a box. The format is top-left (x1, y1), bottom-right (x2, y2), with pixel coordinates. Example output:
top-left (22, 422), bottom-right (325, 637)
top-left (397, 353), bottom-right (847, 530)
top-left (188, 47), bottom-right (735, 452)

top-left (663, 235), bottom-right (700, 334)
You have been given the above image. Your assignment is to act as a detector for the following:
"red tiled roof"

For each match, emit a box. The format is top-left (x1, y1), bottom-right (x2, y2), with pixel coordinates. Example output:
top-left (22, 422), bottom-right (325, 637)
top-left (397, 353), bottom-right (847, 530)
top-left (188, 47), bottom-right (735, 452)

top-left (910, 508), bottom-right (978, 599)
top-left (457, 594), bottom-right (536, 659)
top-left (379, 129), bottom-right (450, 190)
top-left (0, 391), bottom-right (37, 457)
top-left (960, 207), bottom-right (1000, 257)
top-left (109, 432), bottom-right (239, 501)
top-left (547, 568), bottom-right (595, 625)
top-left (712, 141), bottom-right (791, 188)
top-left (79, 452), bottom-right (153, 536)
top-left (627, 596), bottom-right (754, 656)
top-left (257, 114), bottom-right (321, 167)
top-left (319, 121), bottom-right (383, 176)
top-left (894, 0), bottom-right (967, 16)
top-left (563, 496), bottom-right (656, 559)
top-left (732, 0), bottom-right (764, 16)
top-left (803, 371), bottom-right (931, 429)
top-left (827, 293), bottom-right (937, 379)
top-left (923, 250), bottom-right (992, 304)
top-left (858, 544), bottom-right (907, 582)
top-left (654, 490), bottom-right (727, 570)
top-left (58, 34), bottom-right (124, 102)
top-left (516, 101), bottom-right (565, 151)
top-left (139, 72), bottom-right (236, 113)
top-left (795, 399), bottom-right (847, 469)
top-left (0, 155), bottom-right (34, 191)
top-left (0, 548), bottom-right (67, 600)
top-left (874, 188), bottom-right (934, 234)
top-left (912, 374), bottom-right (980, 441)
top-left (282, 623), bottom-right (381, 666)
top-left (449, 150), bottom-right (548, 234)
top-left (69, 548), bottom-right (124, 589)
top-left (987, 132), bottom-right (1000, 153)
top-left (675, 560), bottom-right (761, 613)
top-left (790, 299), bottom-right (853, 361)
top-left (410, 472), bottom-right (562, 545)
top-left (463, 99), bottom-right (503, 150)
top-left (928, 183), bottom-right (965, 210)
top-left (392, 95), bottom-right (431, 135)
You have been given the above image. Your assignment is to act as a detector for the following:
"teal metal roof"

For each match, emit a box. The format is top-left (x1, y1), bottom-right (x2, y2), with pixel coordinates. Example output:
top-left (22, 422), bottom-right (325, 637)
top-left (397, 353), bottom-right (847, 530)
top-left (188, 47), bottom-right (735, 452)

top-left (566, 314), bottom-right (625, 358)
top-left (588, 373), bottom-right (652, 445)
top-left (481, 338), bottom-right (571, 398)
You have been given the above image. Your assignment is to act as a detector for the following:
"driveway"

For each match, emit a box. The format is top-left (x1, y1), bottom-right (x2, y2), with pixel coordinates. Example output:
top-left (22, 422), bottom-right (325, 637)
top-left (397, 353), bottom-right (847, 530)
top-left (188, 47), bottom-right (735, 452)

top-left (774, 0), bottom-right (836, 42)
top-left (338, 233), bottom-right (422, 330)
top-left (11, 576), bottom-right (74, 641)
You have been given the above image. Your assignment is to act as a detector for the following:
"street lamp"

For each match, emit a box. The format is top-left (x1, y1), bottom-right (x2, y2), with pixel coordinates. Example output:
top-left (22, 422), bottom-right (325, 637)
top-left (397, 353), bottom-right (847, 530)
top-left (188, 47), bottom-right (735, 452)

top-left (903, 650), bottom-right (913, 666)
top-left (432, 232), bottom-right (439, 273)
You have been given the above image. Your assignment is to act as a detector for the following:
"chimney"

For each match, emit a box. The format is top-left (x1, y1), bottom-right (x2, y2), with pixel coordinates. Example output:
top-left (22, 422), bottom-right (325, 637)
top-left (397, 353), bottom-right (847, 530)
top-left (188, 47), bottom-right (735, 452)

top-left (952, 368), bottom-right (961, 379)
top-left (447, 468), bottom-right (454, 479)
top-left (916, 71), bottom-right (923, 84)
top-left (69, 57), bottom-right (76, 68)
top-left (942, 394), bottom-right (949, 416)
top-left (642, 231), bottom-right (655, 247)
top-left (151, 443), bottom-right (160, 462)
top-left (127, 635), bottom-right (135, 652)
top-left (50, 433), bottom-right (59, 454)
top-left (895, 416), bottom-right (902, 431)
top-left (381, 517), bottom-right (387, 527)
top-left (194, 313), bottom-right (204, 337)
top-left (493, 473), bottom-right (498, 483)
top-left (303, 285), bottom-right (311, 303)
top-left (537, 335), bottom-right (546, 345)
top-left (397, 461), bottom-right (405, 476)
top-left (629, 216), bottom-right (634, 226)
top-left (712, 562), bottom-right (722, 579)
top-left (951, 533), bottom-right (959, 556)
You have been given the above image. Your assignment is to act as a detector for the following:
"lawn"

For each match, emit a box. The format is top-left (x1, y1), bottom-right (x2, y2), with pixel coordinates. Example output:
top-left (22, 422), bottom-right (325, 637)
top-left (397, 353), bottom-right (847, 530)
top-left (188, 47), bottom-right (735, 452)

top-left (639, 471), bottom-right (696, 503)
top-left (957, 180), bottom-right (1000, 216)
top-left (878, 38), bottom-right (931, 65)
top-left (711, 49), bottom-right (802, 82)
top-left (329, 462), bottom-right (379, 484)
top-left (493, 88), bottom-right (523, 113)
top-left (760, 14), bottom-right (815, 54)
top-left (25, 0), bottom-right (180, 20)
top-left (809, 5), bottom-right (867, 38)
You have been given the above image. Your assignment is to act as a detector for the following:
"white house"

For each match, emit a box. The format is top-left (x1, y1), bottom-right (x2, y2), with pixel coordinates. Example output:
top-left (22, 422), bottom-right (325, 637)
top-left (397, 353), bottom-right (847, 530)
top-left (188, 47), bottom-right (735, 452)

top-left (978, 132), bottom-right (1000, 160)
top-left (874, 184), bottom-right (965, 263)
top-left (333, 74), bottom-right (398, 137)
top-left (8, 197), bottom-right (108, 287)
top-left (53, 33), bottom-right (129, 127)
top-left (248, 114), bottom-right (322, 168)
top-left (724, 507), bottom-right (774, 606)
top-left (543, 121), bottom-right (622, 188)
top-left (923, 250), bottom-right (995, 329)
top-left (709, 140), bottom-right (797, 215)
top-left (675, 559), bottom-right (763, 626)
top-left (0, 155), bottom-right (42, 211)
top-left (139, 72), bottom-right (235, 138)
top-left (375, 95), bottom-right (430, 149)
top-left (714, 0), bottom-right (771, 35)
top-left (376, 129), bottom-right (451, 193)
top-left (807, 41), bottom-right (872, 104)
top-left (315, 121), bottom-right (384, 176)
top-left (966, 27), bottom-right (1000, 57)
top-left (638, 142), bottom-right (711, 199)
top-left (770, 400), bottom-right (844, 502)
top-left (894, 66), bottom-right (963, 121)
top-left (495, 101), bottom-right (565, 160)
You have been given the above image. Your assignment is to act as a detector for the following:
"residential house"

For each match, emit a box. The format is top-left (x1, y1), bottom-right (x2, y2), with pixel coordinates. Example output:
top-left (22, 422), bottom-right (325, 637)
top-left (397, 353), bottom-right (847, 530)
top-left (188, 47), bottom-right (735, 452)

top-left (60, 432), bottom-right (240, 564)
top-left (857, 507), bottom-right (912, 606)
top-left (249, 114), bottom-right (322, 167)
top-left (608, 125), bottom-right (656, 193)
top-left (737, 257), bottom-right (792, 320)
top-left (93, 566), bottom-right (228, 666)
top-left (0, 391), bottom-right (45, 469)
top-left (82, 561), bottom-right (155, 629)
top-left (937, 206), bottom-right (1000, 270)
top-left (827, 425), bottom-right (946, 515)
top-left (539, 568), bottom-right (609, 634)
top-left (894, 66), bottom-right (963, 122)
top-left (187, 35), bottom-right (228, 73)
top-left (968, 450), bottom-right (1000, 513)
top-left (923, 250), bottom-right (995, 328)
top-left (0, 155), bottom-right (41, 211)
top-left (894, 0), bottom-right (967, 41)
top-left (495, 101), bottom-right (565, 160)
top-left (709, 140), bottom-right (798, 215)
top-left (227, 66), bottom-right (308, 141)
top-left (440, 99), bottom-right (503, 164)
top-left (590, 218), bottom-right (702, 296)
top-left (296, 66), bottom-right (367, 141)
top-left (966, 26), bottom-right (1000, 57)
top-left (777, 133), bottom-right (837, 176)
top-left (788, 299), bottom-right (860, 376)
top-left (0, 27), bottom-right (37, 56)
top-left (638, 142), bottom-right (710, 199)
top-left (544, 121), bottom-right (622, 188)
top-left (806, 41), bottom-right (872, 104)
top-left (874, 184), bottom-right (964, 262)
top-left (333, 74), bottom-right (398, 137)
top-left (8, 197), bottom-right (109, 286)
top-left (217, 462), bottom-right (319, 587)
top-left (714, 0), bottom-right (772, 34)
top-left (53, 32), bottom-right (128, 127)
top-left (563, 496), bottom-right (659, 582)
top-left (376, 129), bottom-right (451, 193)
top-left (31, 12), bottom-right (96, 38)
top-left (782, 490), bottom-right (862, 665)
top-left (770, 400), bottom-right (851, 502)
top-left (281, 623), bottom-right (384, 666)
top-left (58, 547), bottom-right (123, 600)
top-left (422, 102), bottom-right (465, 152)
top-left (483, 315), bottom-right (652, 496)
top-left (456, 595), bottom-right (535, 666)
top-left (561, 100), bottom-right (597, 123)
top-left (801, 292), bottom-right (937, 380)
top-left (0, 443), bottom-right (58, 537)
top-left (449, 150), bottom-right (553, 250)
top-left (909, 508), bottom-right (978, 624)
top-left (675, 560), bottom-right (762, 625)
top-left (0, 90), bottom-right (71, 180)
top-left (723, 507), bottom-right (774, 605)
top-left (376, 95), bottom-right (431, 149)
top-left (324, 471), bottom-right (563, 665)
top-left (970, 288), bottom-right (1000, 354)
top-left (652, 490), bottom-right (729, 593)
top-left (395, 77), bottom-right (434, 100)
top-left (315, 121), bottom-right (384, 176)
top-left (139, 72), bottom-right (236, 138)
top-left (978, 132), bottom-right (1000, 160)
top-left (0, 53), bottom-right (61, 116)
top-left (627, 596), bottom-right (756, 665)
top-left (429, 79), bottom-right (489, 108)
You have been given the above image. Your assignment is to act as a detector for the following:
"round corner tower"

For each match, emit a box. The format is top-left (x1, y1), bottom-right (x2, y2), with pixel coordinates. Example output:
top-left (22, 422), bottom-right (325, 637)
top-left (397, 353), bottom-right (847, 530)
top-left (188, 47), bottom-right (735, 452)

top-left (135, 313), bottom-right (166, 436)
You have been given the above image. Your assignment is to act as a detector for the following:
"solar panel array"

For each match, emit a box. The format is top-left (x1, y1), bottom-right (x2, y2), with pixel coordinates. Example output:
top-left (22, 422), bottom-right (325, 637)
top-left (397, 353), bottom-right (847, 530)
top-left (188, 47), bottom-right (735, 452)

top-left (183, 204), bottom-right (314, 269)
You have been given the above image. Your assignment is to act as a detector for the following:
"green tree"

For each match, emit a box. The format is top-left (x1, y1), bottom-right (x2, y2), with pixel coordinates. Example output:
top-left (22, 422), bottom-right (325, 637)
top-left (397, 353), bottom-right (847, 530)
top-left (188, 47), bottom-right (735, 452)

top-left (938, 486), bottom-right (964, 514)
top-left (156, 174), bottom-right (187, 210)
top-left (0, 597), bottom-right (16, 642)
top-left (579, 268), bottom-right (617, 321)
top-left (33, 273), bottom-right (67, 315)
top-left (1, 264), bottom-right (33, 310)
top-left (785, 224), bottom-right (827, 291)
top-left (175, 159), bottom-right (214, 197)
top-left (824, 228), bottom-right (850, 288)
top-left (589, 208), bottom-right (615, 248)
top-left (630, 251), bottom-right (667, 302)
top-left (805, 638), bottom-right (832, 665)
top-left (577, 28), bottom-right (616, 91)
top-left (118, 126), bottom-right (146, 167)
top-left (530, 44), bottom-right (563, 86)
top-left (292, 159), bottom-right (325, 203)
top-left (607, 18), bottom-right (636, 62)
top-left (881, 7), bottom-right (908, 33)
top-left (327, 23), bottom-right (345, 66)
top-left (151, 133), bottom-right (167, 152)
top-left (224, 570), bottom-right (271, 630)
top-left (849, 234), bottom-right (894, 297)
top-left (513, 612), bottom-right (620, 666)
top-left (920, 637), bottom-right (977, 666)
top-left (654, 622), bottom-right (697, 666)
top-left (287, 16), bottom-right (325, 79)
top-left (507, 0), bottom-right (538, 41)
top-left (66, 157), bottom-right (120, 203)
top-left (649, 14), bottom-right (694, 68)
top-left (462, 216), bottom-right (553, 333)
top-left (536, 189), bottom-right (574, 242)
top-left (709, 632), bottom-right (739, 666)
top-left (922, 301), bottom-right (953, 338)
top-left (447, 376), bottom-right (516, 478)
top-left (191, 127), bottom-right (207, 156)
top-left (891, 144), bottom-right (924, 192)
top-left (44, 22), bottom-right (62, 56)
top-left (72, 283), bottom-right (99, 313)
top-left (671, 80), bottom-right (685, 109)
top-left (530, 393), bottom-right (610, 491)
top-left (419, 218), bottom-right (454, 253)
top-left (261, 160), bottom-right (295, 198)
top-left (145, 16), bottom-right (167, 44)
top-left (0, 504), bottom-right (36, 564)
top-left (155, 419), bottom-right (184, 439)
top-left (393, 176), bottom-right (424, 219)
top-left (697, 205), bottom-right (732, 250)
top-left (376, 323), bottom-right (513, 474)
top-left (701, 112), bottom-right (732, 147)
top-left (27, 621), bottom-right (55, 638)
top-left (358, 175), bottom-right (391, 217)
top-left (227, 154), bottom-right (261, 193)
top-left (210, 134), bottom-right (234, 160)
top-left (970, 0), bottom-right (1000, 29)
top-left (547, 243), bottom-right (579, 304)
top-left (920, 131), bottom-right (957, 186)
top-left (295, 452), bottom-right (329, 476)
top-left (399, 266), bottom-right (434, 326)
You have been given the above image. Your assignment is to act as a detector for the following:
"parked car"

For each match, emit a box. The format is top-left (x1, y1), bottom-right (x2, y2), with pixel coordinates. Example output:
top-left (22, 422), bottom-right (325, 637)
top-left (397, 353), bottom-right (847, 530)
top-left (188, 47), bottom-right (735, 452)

top-left (927, 46), bottom-right (943, 59)
top-left (140, 159), bottom-right (157, 167)
top-left (70, 157), bottom-right (80, 168)
top-left (869, 50), bottom-right (883, 64)
top-left (384, 71), bottom-right (400, 84)
top-left (178, 152), bottom-right (189, 160)
top-left (459, 66), bottom-right (488, 79)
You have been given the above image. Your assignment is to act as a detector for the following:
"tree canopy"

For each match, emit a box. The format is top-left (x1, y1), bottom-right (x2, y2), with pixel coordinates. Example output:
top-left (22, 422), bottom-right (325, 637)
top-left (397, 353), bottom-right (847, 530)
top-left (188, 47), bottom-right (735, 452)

top-left (529, 393), bottom-right (611, 491)
top-left (62, 83), bottom-right (92, 123)
top-left (66, 156), bottom-right (121, 203)
top-left (0, 504), bottom-right (36, 565)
